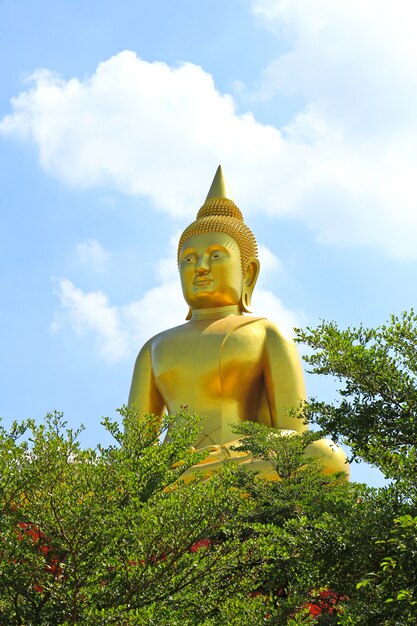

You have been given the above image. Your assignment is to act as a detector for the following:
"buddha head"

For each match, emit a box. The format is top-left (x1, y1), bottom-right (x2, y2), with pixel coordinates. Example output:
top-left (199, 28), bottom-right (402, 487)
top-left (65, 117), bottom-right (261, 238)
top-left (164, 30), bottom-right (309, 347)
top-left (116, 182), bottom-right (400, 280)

top-left (178, 166), bottom-right (260, 318)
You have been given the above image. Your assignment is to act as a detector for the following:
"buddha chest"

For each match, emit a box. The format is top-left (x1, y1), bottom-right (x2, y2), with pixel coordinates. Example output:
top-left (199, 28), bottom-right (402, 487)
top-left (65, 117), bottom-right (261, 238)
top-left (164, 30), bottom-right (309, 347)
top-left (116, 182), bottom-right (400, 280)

top-left (151, 316), bottom-right (266, 413)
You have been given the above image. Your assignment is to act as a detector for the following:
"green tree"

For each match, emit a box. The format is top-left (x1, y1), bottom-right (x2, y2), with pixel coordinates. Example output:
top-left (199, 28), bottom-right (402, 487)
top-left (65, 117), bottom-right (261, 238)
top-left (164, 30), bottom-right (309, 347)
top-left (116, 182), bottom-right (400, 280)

top-left (223, 423), bottom-right (398, 625)
top-left (296, 310), bottom-right (417, 624)
top-left (295, 309), bottom-right (417, 485)
top-left (1, 310), bottom-right (416, 625)
top-left (0, 406), bottom-right (388, 625)
top-left (0, 408), bottom-right (255, 625)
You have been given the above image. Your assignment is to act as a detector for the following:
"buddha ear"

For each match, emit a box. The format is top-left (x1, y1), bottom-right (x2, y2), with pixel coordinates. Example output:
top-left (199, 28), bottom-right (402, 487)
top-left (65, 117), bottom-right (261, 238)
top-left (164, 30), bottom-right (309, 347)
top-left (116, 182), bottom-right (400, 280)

top-left (185, 307), bottom-right (192, 321)
top-left (240, 257), bottom-right (260, 313)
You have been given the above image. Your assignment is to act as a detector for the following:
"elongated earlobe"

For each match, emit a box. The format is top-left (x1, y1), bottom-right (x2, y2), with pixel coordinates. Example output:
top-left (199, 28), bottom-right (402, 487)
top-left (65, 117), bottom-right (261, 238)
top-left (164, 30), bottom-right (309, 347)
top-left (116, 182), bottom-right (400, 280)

top-left (240, 284), bottom-right (253, 313)
top-left (239, 257), bottom-right (260, 313)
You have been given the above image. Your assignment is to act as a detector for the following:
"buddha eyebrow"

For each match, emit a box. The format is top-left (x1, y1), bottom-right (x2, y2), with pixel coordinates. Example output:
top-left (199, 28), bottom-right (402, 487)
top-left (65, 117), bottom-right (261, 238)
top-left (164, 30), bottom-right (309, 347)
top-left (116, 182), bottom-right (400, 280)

top-left (206, 244), bottom-right (229, 254)
top-left (180, 248), bottom-right (197, 258)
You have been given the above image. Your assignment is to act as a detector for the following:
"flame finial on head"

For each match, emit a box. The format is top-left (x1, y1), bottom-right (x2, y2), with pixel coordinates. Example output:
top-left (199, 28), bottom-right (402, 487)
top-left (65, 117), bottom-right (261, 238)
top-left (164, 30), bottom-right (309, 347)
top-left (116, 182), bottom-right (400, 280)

top-left (178, 165), bottom-right (258, 271)
top-left (205, 165), bottom-right (234, 202)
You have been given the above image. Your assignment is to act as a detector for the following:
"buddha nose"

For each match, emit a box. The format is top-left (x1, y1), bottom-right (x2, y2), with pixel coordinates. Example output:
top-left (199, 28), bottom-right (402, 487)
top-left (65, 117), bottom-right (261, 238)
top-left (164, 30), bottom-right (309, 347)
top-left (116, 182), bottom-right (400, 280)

top-left (195, 254), bottom-right (210, 274)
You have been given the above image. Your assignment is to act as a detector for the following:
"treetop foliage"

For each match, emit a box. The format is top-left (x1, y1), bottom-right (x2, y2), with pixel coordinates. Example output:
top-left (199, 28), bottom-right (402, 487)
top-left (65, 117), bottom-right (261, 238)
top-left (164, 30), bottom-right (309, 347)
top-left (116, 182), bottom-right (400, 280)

top-left (0, 311), bottom-right (416, 624)
top-left (295, 309), bottom-right (417, 485)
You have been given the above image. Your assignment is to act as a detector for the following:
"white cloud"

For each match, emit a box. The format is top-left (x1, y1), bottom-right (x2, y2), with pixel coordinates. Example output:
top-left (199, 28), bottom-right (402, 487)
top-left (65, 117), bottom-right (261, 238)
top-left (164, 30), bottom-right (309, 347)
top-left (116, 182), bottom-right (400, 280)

top-left (153, 232), bottom-right (182, 283)
top-left (76, 238), bottom-right (110, 272)
top-left (252, 0), bottom-right (417, 133)
top-left (51, 278), bottom-right (130, 363)
top-left (2, 27), bottom-right (417, 258)
top-left (252, 288), bottom-right (302, 339)
top-left (254, 244), bottom-right (299, 335)
top-left (52, 275), bottom-right (187, 365)
top-left (248, 0), bottom-right (417, 256)
top-left (258, 244), bottom-right (284, 276)
top-left (52, 242), bottom-right (298, 364)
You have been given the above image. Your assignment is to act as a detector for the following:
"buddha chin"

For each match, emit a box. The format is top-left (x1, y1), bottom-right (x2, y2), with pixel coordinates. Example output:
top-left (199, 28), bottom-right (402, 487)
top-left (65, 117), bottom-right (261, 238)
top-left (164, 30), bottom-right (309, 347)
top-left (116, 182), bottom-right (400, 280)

top-left (128, 166), bottom-right (349, 480)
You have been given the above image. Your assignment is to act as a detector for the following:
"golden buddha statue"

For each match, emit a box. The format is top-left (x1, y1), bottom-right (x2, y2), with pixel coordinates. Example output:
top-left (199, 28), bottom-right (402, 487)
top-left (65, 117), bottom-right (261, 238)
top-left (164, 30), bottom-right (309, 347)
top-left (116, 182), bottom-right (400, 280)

top-left (129, 166), bottom-right (348, 479)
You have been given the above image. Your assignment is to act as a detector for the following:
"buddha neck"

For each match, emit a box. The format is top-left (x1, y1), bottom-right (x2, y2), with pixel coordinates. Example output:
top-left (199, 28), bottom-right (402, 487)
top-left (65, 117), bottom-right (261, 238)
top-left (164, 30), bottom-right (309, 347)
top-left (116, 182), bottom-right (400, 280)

top-left (190, 305), bottom-right (242, 321)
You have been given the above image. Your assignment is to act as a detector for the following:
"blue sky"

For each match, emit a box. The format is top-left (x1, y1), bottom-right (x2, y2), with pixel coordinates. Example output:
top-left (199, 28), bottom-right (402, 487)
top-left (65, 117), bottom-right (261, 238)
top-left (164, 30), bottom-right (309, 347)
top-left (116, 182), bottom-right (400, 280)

top-left (1, 0), bottom-right (416, 486)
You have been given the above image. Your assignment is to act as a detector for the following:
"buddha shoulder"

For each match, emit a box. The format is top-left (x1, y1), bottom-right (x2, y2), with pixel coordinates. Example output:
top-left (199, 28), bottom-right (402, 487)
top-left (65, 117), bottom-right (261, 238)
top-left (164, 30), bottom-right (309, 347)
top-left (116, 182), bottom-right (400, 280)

top-left (134, 317), bottom-right (297, 364)
top-left (230, 316), bottom-right (295, 345)
top-left (135, 322), bottom-right (191, 358)
top-left (258, 318), bottom-right (305, 379)
top-left (259, 318), bottom-right (297, 345)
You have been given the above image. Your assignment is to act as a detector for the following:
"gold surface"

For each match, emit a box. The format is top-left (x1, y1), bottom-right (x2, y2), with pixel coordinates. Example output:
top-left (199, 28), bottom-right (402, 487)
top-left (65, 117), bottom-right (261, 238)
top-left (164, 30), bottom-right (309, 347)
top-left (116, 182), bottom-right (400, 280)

top-left (129, 166), bottom-right (349, 479)
top-left (204, 164), bottom-right (234, 201)
top-left (177, 192), bottom-right (257, 275)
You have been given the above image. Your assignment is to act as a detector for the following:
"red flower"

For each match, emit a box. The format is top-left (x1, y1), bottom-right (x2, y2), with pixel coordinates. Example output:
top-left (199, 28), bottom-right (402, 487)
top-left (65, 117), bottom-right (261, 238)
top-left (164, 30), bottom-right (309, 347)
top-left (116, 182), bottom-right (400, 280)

top-left (305, 588), bottom-right (348, 618)
top-left (15, 521), bottom-right (65, 590)
top-left (190, 538), bottom-right (211, 553)
top-left (307, 602), bottom-right (322, 617)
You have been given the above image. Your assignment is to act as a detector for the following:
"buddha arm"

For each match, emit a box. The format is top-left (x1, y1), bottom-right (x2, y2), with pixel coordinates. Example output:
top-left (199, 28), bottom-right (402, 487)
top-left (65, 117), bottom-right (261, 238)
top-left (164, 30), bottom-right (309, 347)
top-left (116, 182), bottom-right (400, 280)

top-left (263, 322), bottom-right (307, 433)
top-left (128, 340), bottom-right (165, 417)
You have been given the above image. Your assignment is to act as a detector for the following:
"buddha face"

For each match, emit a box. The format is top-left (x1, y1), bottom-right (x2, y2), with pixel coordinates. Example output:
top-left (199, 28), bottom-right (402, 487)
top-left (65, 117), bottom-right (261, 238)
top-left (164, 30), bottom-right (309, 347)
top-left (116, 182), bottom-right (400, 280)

top-left (179, 232), bottom-right (243, 310)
